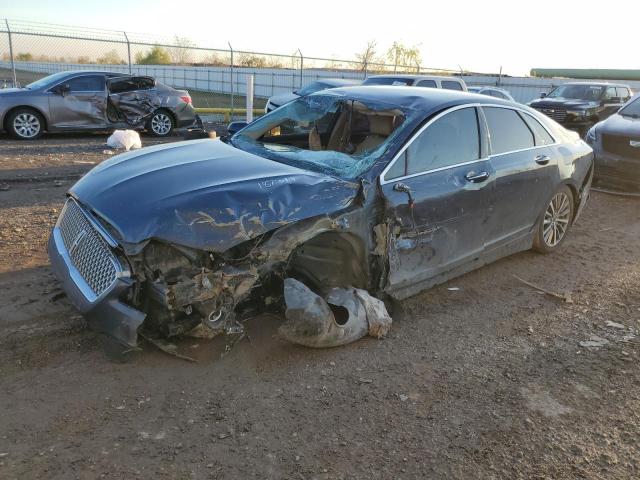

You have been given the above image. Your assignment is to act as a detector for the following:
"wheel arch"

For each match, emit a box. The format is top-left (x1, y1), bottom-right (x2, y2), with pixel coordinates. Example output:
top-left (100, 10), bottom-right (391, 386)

top-left (3, 105), bottom-right (49, 132)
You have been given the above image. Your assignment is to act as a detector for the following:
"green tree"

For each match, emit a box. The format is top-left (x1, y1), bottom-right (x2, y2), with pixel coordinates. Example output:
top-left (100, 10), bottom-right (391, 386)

top-left (97, 49), bottom-right (124, 65)
top-left (386, 42), bottom-right (422, 71)
top-left (135, 45), bottom-right (171, 65)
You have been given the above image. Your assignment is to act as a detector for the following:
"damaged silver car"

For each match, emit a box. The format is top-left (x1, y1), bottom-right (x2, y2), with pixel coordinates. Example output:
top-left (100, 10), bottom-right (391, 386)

top-left (0, 71), bottom-right (198, 139)
top-left (48, 86), bottom-right (593, 351)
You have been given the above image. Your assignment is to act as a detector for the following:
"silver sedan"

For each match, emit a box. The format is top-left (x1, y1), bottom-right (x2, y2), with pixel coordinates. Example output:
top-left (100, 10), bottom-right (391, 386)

top-left (0, 70), bottom-right (198, 139)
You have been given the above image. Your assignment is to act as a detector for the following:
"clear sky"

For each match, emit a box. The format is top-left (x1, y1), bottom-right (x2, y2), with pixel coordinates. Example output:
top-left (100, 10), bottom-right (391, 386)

top-left (2, 0), bottom-right (639, 76)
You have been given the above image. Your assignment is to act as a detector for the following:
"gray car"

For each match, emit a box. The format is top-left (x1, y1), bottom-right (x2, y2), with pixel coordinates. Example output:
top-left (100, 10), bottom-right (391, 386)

top-left (0, 71), bottom-right (198, 139)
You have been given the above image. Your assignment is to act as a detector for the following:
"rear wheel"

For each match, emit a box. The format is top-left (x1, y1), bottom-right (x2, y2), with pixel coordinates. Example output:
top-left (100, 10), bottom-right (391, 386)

top-left (533, 185), bottom-right (574, 253)
top-left (147, 110), bottom-right (174, 137)
top-left (7, 108), bottom-right (44, 140)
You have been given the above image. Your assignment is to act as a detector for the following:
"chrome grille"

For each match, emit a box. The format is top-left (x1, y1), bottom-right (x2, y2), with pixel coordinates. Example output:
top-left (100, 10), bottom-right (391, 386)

top-left (534, 106), bottom-right (567, 123)
top-left (58, 199), bottom-right (119, 298)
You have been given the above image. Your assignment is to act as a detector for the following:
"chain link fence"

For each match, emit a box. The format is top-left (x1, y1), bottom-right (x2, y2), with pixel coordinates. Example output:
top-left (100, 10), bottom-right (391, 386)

top-left (0, 18), bottom-right (463, 114)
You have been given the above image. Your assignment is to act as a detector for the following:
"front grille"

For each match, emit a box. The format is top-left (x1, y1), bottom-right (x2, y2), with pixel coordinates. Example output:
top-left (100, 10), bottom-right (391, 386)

top-left (58, 199), bottom-right (119, 298)
top-left (534, 106), bottom-right (567, 123)
top-left (602, 134), bottom-right (640, 159)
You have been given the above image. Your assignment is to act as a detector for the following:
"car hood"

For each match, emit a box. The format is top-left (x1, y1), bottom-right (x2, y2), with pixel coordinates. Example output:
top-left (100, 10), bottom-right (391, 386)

top-left (529, 97), bottom-right (599, 109)
top-left (596, 113), bottom-right (640, 137)
top-left (0, 88), bottom-right (26, 96)
top-left (70, 139), bottom-right (359, 252)
top-left (268, 92), bottom-right (299, 107)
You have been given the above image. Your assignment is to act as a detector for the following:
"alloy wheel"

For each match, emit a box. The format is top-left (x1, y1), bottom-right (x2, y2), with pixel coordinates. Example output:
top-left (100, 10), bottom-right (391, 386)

top-left (543, 191), bottom-right (571, 247)
top-left (151, 113), bottom-right (172, 135)
top-left (13, 113), bottom-right (41, 138)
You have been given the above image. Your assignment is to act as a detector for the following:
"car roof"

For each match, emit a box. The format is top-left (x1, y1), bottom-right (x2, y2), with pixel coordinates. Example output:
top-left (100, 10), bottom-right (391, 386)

top-left (319, 78), bottom-right (361, 86)
top-left (365, 74), bottom-right (464, 82)
top-left (562, 81), bottom-right (630, 88)
top-left (314, 85), bottom-right (511, 112)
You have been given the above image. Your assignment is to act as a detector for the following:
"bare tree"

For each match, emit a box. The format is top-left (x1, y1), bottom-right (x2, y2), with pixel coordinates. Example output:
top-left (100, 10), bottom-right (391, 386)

top-left (386, 42), bottom-right (422, 72)
top-left (170, 36), bottom-right (195, 65)
top-left (355, 40), bottom-right (377, 71)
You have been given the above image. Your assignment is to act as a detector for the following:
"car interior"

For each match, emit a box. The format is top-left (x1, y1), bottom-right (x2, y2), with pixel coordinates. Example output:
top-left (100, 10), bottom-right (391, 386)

top-left (257, 100), bottom-right (405, 156)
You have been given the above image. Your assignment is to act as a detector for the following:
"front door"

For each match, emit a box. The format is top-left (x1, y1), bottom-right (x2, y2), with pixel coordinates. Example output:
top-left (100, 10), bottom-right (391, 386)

top-left (48, 74), bottom-right (107, 128)
top-left (380, 106), bottom-right (494, 294)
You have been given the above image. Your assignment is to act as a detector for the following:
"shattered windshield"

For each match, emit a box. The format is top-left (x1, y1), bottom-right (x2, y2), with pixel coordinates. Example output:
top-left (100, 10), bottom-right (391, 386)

top-left (231, 94), bottom-right (409, 179)
top-left (547, 84), bottom-right (604, 101)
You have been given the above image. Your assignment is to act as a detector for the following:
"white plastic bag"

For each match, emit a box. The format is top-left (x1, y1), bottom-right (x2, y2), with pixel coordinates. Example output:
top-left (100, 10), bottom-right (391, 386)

top-left (106, 129), bottom-right (142, 151)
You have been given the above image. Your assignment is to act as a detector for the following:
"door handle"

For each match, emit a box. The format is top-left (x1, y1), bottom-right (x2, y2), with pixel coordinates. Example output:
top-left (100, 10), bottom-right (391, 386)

top-left (464, 171), bottom-right (490, 183)
top-left (535, 154), bottom-right (551, 165)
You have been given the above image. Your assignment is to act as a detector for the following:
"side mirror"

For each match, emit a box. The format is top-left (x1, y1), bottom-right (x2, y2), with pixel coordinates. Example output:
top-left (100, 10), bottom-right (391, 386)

top-left (540, 92), bottom-right (547, 98)
top-left (227, 121), bottom-right (248, 136)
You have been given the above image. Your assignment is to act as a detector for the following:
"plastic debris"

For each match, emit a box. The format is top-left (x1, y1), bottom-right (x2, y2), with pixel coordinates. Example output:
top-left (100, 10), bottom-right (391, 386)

top-left (107, 129), bottom-right (142, 151)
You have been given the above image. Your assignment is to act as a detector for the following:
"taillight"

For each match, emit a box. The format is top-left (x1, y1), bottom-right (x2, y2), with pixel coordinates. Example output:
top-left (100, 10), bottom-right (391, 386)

top-left (180, 95), bottom-right (192, 104)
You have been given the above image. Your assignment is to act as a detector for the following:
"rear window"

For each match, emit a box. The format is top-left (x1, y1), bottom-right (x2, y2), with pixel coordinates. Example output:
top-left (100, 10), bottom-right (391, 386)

top-left (520, 112), bottom-right (555, 146)
top-left (484, 107), bottom-right (534, 154)
top-left (363, 77), bottom-right (413, 86)
top-left (441, 80), bottom-right (463, 91)
top-left (109, 77), bottom-right (155, 93)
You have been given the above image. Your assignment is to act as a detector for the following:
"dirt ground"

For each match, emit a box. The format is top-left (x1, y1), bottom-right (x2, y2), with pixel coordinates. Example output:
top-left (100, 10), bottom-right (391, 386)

top-left (1, 132), bottom-right (639, 480)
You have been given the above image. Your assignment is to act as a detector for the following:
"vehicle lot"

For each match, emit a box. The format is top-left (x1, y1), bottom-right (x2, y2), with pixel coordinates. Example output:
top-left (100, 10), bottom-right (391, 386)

top-left (1, 134), bottom-right (640, 479)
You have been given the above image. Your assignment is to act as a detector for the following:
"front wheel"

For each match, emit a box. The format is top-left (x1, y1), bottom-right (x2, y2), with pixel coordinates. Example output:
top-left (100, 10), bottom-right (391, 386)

top-left (147, 110), bottom-right (174, 137)
top-left (533, 185), bottom-right (574, 253)
top-left (7, 108), bottom-right (44, 140)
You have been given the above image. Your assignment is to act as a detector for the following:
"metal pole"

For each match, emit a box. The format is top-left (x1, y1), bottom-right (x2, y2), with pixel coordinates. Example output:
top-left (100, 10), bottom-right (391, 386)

top-left (123, 31), bottom-right (131, 73)
top-left (498, 66), bottom-right (503, 87)
top-left (246, 74), bottom-right (254, 124)
top-left (297, 49), bottom-right (303, 88)
top-left (5, 20), bottom-right (17, 87)
top-left (228, 42), bottom-right (234, 117)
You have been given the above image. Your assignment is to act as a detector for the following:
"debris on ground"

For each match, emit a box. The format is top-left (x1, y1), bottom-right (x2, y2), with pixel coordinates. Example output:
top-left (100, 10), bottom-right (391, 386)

top-left (513, 274), bottom-right (573, 303)
top-left (278, 278), bottom-right (392, 348)
top-left (605, 320), bottom-right (626, 330)
top-left (106, 130), bottom-right (142, 151)
top-left (141, 334), bottom-right (196, 362)
top-left (579, 335), bottom-right (610, 348)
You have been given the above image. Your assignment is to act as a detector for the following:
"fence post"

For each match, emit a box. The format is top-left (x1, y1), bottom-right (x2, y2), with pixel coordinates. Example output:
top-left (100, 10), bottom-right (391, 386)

top-left (246, 74), bottom-right (254, 124)
top-left (5, 19), bottom-right (17, 88)
top-left (297, 49), bottom-right (303, 88)
top-left (228, 41), bottom-right (234, 117)
top-left (122, 31), bottom-right (132, 73)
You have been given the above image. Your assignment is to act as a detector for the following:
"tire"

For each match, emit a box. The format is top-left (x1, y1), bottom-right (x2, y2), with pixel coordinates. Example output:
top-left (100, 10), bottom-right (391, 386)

top-left (7, 108), bottom-right (44, 140)
top-left (533, 185), bottom-right (574, 253)
top-left (147, 109), bottom-right (174, 137)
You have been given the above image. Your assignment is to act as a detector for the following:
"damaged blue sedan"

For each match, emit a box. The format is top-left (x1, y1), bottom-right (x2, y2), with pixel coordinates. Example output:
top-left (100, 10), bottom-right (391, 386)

top-left (49, 87), bottom-right (594, 349)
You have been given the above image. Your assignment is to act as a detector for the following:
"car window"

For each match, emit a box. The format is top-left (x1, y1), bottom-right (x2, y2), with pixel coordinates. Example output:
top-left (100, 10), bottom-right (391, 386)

top-left (484, 107), bottom-right (534, 155)
top-left (603, 87), bottom-right (618, 100)
top-left (416, 79), bottom-right (437, 88)
top-left (520, 112), bottom-right (555, 146)
top-left (441, 80), bottom-right (463, 91)
top-left (616, 87), bottom-right (629, 100)
top-left (390, 107), bottom-right (480, 177)
top-left (491, 90), bottom-right (508, 100)
top-left (67, 75), bottom-right (105, 92)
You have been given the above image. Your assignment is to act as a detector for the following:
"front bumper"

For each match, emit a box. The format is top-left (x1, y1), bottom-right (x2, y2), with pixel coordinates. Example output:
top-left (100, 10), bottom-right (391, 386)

top-left (48, 205), bottom-right (146, 348)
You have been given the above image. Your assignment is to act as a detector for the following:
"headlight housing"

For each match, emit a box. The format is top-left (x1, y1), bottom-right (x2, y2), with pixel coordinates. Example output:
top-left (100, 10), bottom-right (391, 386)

top-left (585, 126), bottom-right (597, 144)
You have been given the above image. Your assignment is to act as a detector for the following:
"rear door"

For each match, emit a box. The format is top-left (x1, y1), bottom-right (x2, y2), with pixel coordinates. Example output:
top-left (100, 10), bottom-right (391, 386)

top-left (48, 74), bottom-right (107, 128)
top-left (602, 86), bottom-right (624, 118)
top-left (482, 106), bottom-right (558, 249)
top-left (381, 106), bottom-right (494, 292)
top-left (106, 76), bottom-right (159, 125)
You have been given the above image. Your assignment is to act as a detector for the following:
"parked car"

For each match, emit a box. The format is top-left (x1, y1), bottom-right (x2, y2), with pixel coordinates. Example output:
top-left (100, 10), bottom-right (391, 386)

top-left (0, 70), bottom-right (198, 139)
top-left (49, 86), bottom-right (593, 348)
top-left (586, 94), bottom-right (640, 192)
top-left (528, 82), bottom-right (632, 136)
top-left (265, 78), bottom-right (360, 112)
top-left (467, 86), bottom-right (515, 102)
top-left (362, 74), bottom-right (467, 91)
